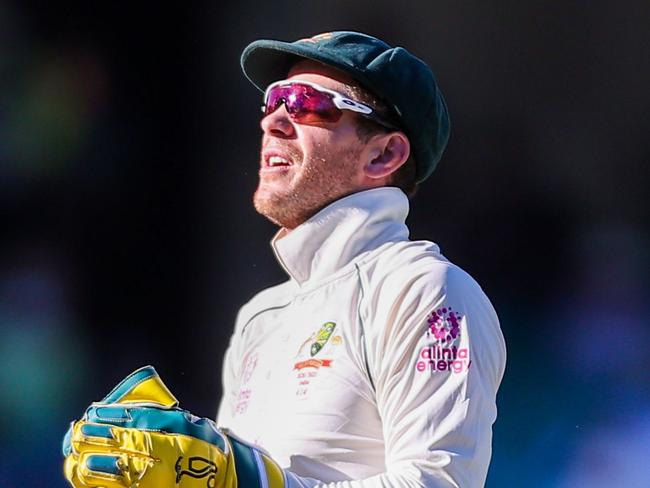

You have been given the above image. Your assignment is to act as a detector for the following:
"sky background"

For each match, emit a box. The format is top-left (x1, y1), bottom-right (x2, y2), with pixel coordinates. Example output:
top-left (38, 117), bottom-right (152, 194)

top-left (1, 1), bottom-right (649, 486)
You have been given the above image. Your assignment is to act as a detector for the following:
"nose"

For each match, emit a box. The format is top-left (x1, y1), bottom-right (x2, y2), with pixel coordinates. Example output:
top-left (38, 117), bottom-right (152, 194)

top-left (260, 104), bottom-right (296, 138)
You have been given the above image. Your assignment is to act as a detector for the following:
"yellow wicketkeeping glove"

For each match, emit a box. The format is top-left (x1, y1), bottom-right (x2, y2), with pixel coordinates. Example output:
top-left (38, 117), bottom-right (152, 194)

top-left (62, 365), bottom-right (286, 488)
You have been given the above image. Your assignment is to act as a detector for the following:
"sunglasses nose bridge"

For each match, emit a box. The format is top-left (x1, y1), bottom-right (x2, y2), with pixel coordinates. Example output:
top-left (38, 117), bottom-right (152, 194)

top-left (260, 101), bottom-right (296, 136)
top-left (265, 97), bottom-right (293, 118)
top-left (265, 91), bottom-right (294, 117)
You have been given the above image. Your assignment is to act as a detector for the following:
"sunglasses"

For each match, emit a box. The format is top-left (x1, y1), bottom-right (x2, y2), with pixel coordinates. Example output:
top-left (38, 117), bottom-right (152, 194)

top-left (262, 80), bottom-right (399, 129)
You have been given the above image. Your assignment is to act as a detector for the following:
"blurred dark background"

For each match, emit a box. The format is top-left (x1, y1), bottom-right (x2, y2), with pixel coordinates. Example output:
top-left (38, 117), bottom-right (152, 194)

top-left (1, 1), bottom-right (648, 486)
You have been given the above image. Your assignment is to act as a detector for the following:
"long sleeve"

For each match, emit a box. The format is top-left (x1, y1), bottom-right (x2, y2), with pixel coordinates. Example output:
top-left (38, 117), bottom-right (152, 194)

top-left (284, 263), bottom-right (506, 487)
top-left (358, 264), bottom-right (504, 487)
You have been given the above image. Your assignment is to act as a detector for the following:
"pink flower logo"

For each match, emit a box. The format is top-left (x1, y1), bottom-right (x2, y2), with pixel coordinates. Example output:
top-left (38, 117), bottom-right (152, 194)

top-left (426, 307), bottom-right (462, 344)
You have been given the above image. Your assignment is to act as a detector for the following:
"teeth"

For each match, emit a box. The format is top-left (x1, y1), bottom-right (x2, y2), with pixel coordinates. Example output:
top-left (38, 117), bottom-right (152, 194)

top-left (268, 156), bottom-right (290, 166)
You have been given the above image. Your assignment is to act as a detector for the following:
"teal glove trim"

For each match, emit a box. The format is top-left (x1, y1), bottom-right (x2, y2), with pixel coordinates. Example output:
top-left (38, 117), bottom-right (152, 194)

top-left (85, 405), bottom-right (227, 451)
top-left (94, 406), bottom-right (131, 421)
top-left (101, 365), bottom-right (158, 403)
top-left (81, 423), bottom-right (114, 439)
top-left (86, 454), bottom-right (122, 476)
top-left (227, 434), bottom-right (263, 488)
top-left (62, 366), bottom-right (158, 457)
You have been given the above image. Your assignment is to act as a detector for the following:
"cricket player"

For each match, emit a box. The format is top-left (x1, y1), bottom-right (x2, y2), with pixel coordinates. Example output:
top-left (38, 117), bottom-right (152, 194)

top-left (63, 31), bottom-right (506, 488)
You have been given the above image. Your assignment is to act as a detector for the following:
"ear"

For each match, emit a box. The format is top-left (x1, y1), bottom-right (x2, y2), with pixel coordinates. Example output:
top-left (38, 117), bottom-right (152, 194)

top-left (362, 132), bottom-right (411, 180)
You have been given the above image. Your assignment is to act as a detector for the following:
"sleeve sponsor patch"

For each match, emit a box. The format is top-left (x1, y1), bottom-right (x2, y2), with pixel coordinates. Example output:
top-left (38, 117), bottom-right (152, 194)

top-left (416, 306), bottom-right (471, 374)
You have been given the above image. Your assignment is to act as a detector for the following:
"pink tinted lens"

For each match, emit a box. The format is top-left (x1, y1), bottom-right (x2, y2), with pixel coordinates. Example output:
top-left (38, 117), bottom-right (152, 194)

top-left (265, 84), bottom-right (342, 123)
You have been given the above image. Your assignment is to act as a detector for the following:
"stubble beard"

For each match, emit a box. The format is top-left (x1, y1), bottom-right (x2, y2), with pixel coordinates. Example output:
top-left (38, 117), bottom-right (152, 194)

top-left (253, 145), bottom-right (362, 229)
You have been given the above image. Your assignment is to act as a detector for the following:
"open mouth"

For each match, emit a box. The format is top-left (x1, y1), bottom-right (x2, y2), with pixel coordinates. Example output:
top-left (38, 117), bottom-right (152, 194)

top-left (262, 149), bottom-right (296, 172)
top-left (266, 155), bottom-right (293, 167)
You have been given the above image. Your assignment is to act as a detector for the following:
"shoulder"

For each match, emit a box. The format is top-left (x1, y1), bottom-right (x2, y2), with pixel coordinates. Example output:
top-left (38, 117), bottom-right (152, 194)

top-left (359, 239), bottom-right (486, 303)
top-left (361, 240), bottom-right (506, 380)
top-left (359, 239), bottom-right (502, 345)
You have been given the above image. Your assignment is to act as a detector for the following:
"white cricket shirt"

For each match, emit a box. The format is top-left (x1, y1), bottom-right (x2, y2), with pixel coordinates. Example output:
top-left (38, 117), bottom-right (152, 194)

top-left (217, 187), bottom-right (506, 487)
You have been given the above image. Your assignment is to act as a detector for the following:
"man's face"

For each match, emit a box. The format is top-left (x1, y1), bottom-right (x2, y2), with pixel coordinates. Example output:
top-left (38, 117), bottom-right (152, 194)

top-left (253, 61), bottom-right (371, 229)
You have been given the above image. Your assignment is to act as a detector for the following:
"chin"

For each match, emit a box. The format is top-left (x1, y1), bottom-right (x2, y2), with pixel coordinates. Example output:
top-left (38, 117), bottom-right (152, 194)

top-left (253, 190), bottom-right (289, 227)
top-left (253, 189), bottom-right (311, 230)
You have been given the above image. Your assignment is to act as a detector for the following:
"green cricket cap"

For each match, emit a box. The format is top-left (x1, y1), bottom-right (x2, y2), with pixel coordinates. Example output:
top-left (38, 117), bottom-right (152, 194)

top-left (240, 31), bottom-right (450, 183)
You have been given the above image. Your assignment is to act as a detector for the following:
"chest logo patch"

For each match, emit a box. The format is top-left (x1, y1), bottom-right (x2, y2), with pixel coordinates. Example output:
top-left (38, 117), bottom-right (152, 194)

top-left (293, 321), bottom-right (338, 398)
top-left (295, 321), bottom-right (338, 358)
top-left (310, 321), bottom-right (337, 356)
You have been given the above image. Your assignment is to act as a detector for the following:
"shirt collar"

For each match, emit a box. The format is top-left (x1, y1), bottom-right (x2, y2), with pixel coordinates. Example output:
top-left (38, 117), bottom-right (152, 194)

top-left (271, 187), bottom-right (410, 285)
